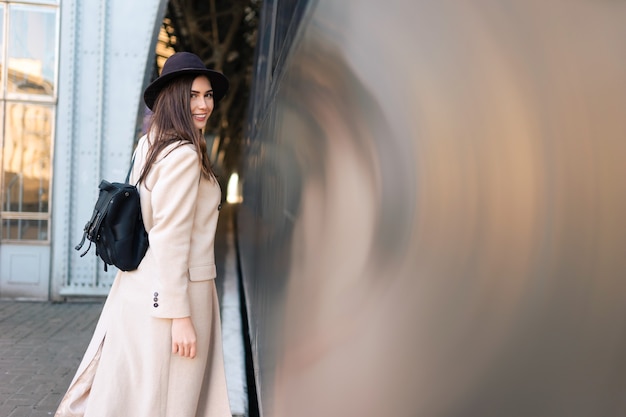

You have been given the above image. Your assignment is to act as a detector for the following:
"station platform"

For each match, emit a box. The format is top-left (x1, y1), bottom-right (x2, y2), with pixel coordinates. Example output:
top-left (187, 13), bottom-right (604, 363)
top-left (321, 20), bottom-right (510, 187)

top-left (0, 205), bottom-right (247, 417)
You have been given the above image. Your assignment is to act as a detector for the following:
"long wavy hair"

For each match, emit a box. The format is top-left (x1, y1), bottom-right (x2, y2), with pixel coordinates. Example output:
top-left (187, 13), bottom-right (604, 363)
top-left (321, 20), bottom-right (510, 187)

top-left (137, 74), bottom-right (215, 185)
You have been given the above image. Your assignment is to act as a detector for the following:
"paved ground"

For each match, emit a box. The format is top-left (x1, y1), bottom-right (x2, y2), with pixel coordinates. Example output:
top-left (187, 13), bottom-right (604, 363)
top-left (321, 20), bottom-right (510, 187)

top-left (0, 206), bottom-right (247, 417)
top-left (0, 300), bottom-right (103, 417)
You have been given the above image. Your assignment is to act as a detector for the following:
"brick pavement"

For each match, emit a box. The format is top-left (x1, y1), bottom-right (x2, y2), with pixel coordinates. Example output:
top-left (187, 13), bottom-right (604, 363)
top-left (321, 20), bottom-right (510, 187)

top-left (0, 300), bottom-right (104, 417)
top-left (0, 206), bottom-right (246, 417)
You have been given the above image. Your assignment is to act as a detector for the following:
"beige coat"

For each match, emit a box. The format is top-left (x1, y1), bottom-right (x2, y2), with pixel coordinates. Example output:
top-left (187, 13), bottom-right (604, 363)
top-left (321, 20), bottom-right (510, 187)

top-left (56, 135), bottom-right (231, 417)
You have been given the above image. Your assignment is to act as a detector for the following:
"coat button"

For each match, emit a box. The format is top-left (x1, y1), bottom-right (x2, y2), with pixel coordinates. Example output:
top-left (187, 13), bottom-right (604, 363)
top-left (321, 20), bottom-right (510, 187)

top-left (153, 292), bottom-right (159, 297)
top-left (153, 297), bottom-right (158, 302)
top-left (153, 303), bottom-right (159, 308)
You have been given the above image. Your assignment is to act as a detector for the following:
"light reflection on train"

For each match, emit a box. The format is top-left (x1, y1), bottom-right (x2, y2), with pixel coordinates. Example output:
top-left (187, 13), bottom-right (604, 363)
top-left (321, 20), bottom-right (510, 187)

top-left (236, 1), bottom-right (626, 416)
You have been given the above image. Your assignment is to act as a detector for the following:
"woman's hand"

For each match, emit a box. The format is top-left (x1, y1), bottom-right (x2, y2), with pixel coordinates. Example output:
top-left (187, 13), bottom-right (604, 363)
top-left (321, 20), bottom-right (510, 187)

top-left (171, 316), bottom-right (197, 359)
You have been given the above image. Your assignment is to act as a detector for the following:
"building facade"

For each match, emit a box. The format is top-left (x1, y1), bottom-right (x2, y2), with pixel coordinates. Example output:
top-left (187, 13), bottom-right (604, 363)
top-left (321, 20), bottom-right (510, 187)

top-left (0, 0), bottom-right (168, 300)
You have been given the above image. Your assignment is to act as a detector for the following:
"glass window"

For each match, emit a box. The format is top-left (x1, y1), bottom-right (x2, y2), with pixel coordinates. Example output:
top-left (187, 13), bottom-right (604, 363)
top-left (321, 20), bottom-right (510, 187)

top-left (2, 102), bottom-right (52, 214)
top-left (0, 0), bottom-right (58, 4)
top-left (0, 4), bottom-right (4, 96)
top-left (2, 218), bottom-right (48, 240)
top-left (1, 2), bottom-right (57, 243)
top-left (7, 5), bottom-right (57, 97)
top-left (272, 0), bottom-right (307, 72)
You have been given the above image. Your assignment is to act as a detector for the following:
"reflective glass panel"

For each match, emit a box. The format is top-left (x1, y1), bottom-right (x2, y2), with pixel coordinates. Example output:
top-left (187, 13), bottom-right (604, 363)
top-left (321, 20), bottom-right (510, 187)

top-left (2, 102), bottom-right (52, 213)
top-left (7, 5), bottom-right (57, 96)
top-left (272, 0), bottom-right (306, 72)
top-left (2, 218), bottom-right (48, 240)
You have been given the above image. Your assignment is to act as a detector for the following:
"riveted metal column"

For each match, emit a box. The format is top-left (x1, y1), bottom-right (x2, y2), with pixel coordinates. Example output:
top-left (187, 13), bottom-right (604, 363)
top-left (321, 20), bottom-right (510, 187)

top-left (51, 0), bottom-right (168, 299)
top-left (51, 0), bottom-right (80, 296)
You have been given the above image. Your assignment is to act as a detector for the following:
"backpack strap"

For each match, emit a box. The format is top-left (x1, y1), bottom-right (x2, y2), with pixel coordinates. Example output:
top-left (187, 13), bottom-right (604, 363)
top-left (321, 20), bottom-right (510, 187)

top-left (125, 155), bottom-right (136, 184)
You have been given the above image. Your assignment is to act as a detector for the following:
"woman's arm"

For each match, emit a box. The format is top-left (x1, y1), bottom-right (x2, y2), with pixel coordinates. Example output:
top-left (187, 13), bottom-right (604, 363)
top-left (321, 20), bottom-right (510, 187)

top-left (147, 144), bottom-right (201, 319)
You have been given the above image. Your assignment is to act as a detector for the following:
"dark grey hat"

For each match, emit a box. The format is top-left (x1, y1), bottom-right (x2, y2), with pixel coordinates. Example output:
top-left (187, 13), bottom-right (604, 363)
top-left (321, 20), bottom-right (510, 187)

top-left (143, 52), bottom-right (229, 110)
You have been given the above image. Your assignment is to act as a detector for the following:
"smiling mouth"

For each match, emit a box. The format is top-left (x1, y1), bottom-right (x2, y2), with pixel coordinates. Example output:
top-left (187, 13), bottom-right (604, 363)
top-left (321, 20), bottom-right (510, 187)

top-left (193, 114), bottom-right (207, 120)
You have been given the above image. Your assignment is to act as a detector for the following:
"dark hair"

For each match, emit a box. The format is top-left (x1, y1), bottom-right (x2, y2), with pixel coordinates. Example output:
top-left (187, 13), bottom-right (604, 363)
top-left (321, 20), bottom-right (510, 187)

top-left (138, 74), bottom-right (215, 185)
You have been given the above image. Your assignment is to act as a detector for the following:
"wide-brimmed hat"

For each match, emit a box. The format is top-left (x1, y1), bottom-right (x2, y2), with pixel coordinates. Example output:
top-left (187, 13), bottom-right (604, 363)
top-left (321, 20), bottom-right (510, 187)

top-left (143, 52), bottom-right (229, 110)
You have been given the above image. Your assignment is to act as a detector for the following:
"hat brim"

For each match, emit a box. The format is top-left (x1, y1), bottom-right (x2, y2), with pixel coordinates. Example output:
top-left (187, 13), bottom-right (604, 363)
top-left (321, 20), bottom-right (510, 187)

top-left (143, 68), bottom-right (229, 110)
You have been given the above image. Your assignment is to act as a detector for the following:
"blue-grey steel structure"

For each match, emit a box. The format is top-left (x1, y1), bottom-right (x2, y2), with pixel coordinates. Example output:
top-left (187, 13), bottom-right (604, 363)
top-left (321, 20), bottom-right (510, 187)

top-left (51, 0), bottom-right (167, 298)
top-left (0, 0), bottom-right (171, 299)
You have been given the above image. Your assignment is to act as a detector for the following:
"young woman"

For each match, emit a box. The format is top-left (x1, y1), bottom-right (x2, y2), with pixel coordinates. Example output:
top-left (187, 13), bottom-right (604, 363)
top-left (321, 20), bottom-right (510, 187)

top-left (56, 52), bottom-right (231, 417)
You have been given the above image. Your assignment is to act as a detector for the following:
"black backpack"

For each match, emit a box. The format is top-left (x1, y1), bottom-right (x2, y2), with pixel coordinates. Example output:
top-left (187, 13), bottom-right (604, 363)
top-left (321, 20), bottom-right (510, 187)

top-left (75, 158), bottom-right (149, 271)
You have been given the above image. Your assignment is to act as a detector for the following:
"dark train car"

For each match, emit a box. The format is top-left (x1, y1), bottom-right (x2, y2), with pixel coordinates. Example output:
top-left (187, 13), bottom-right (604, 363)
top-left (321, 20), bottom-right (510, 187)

top-left (238, 1), bottom-right (626, 416)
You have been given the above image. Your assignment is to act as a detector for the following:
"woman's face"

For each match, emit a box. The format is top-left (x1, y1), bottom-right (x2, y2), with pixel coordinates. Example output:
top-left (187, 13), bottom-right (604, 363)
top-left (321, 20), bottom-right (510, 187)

top-left (190, 75), bottom-right (214, 130)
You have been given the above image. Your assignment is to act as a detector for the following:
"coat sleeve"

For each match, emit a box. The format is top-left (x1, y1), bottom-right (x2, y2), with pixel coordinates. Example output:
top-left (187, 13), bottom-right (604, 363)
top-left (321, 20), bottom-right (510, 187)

top-left (146, 144), bottom-right (200, 319)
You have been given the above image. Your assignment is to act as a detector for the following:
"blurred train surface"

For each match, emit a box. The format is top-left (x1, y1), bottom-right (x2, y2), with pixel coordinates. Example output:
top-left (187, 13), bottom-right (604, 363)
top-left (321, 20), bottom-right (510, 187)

top-left (237, 1), bottom-right (626, 416)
